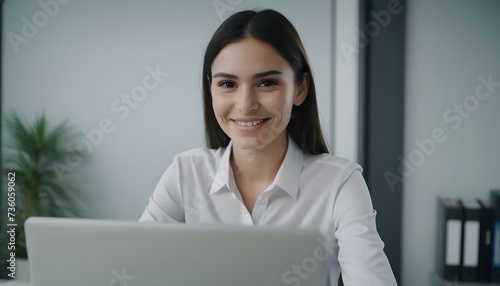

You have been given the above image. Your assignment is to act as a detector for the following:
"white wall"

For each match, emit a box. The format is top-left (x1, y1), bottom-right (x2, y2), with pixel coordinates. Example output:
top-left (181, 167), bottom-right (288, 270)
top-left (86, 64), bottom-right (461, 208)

top-left (332, 0), bottom-right (360, 163)
top-left (402, 1), bottom-right (500, 285)
top-left (2, 0), bottom-right (336, 219)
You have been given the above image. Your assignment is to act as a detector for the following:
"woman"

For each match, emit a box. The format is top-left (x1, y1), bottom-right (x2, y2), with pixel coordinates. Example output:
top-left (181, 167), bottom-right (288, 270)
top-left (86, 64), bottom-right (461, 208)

top-left (140, 9), bottom-right (397, 285)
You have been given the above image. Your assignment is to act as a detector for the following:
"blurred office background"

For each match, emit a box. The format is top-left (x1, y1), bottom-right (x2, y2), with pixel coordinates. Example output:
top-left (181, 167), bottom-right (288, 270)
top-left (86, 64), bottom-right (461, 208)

top-left (2, 0), bottom-right (500, 285)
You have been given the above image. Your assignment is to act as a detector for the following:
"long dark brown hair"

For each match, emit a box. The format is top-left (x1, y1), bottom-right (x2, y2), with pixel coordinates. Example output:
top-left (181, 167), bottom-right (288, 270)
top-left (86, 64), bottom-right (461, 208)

top-left (202, 9), bottom-right (329, 154)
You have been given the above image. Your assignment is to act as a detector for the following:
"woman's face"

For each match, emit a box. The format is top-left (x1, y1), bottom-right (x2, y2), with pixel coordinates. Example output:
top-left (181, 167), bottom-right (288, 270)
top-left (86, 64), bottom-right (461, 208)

top-left (210, 37), bottom-right (307, 152)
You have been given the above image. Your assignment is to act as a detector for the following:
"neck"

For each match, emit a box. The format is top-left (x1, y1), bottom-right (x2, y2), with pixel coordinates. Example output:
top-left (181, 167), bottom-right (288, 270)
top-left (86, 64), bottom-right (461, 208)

top-left (230, 133), bottom-right (288, 184)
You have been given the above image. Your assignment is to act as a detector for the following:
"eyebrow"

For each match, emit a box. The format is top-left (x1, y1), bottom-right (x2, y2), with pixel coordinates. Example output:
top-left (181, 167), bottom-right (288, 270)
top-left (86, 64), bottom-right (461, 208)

top-left (212, 70), bottom-right (283, 80)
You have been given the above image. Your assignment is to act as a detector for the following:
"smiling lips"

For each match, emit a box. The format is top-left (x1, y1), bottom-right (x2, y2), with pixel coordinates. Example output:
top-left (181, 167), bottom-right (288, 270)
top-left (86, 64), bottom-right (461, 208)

top-left (232, 118), bottom-right (268, 127)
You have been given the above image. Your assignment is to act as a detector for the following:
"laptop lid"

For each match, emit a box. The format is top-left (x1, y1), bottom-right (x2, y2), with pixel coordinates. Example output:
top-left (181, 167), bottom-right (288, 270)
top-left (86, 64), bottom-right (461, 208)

top-left (25, 217), bottom-right (327, 286)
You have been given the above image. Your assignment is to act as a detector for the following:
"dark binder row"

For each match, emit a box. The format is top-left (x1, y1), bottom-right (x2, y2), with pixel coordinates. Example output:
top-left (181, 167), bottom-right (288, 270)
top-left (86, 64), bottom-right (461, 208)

top-left (437, 190), bottom-right (500, 283)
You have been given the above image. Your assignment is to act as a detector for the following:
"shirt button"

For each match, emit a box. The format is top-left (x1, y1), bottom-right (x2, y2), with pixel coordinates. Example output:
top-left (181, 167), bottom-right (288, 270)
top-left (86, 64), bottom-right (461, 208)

top-left (245, 213), bottom-right (249, 218)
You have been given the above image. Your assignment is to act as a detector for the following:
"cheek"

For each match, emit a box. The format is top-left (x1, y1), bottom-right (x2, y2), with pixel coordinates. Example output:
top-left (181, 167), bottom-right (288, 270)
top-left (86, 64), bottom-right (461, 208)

top-left (211, 93), bottom-right (229, 119)
top-left (269, 89), bottom-right (295, 112)
top-left (263, 96), bottom-right (294, 126)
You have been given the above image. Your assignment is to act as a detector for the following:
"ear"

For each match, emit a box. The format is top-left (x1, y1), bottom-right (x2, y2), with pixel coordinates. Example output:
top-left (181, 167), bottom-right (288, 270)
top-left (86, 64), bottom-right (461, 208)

top-left (293, 72), bottom-right (309, 106)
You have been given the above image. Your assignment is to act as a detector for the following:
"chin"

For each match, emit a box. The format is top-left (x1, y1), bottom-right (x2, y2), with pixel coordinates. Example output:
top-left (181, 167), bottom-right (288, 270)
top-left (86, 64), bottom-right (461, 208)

top-left (233, 132), bottom-right (284, 151)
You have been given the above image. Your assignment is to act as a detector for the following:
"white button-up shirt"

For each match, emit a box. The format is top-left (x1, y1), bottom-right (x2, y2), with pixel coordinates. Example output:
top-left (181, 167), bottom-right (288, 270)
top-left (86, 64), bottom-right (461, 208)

top-left (140, 138), bottom-right (397, 286)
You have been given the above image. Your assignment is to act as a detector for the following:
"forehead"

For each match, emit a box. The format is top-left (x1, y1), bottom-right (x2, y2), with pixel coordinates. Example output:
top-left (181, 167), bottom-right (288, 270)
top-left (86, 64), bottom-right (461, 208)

top-left (211, 37), bottom-right (291, 75)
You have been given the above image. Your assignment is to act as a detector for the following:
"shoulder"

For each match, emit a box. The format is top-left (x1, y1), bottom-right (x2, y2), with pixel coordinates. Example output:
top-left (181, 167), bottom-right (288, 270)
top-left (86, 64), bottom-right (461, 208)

top-left (175, 146), bottom-right (224, 159)
top-left (304, 153), bottom-right (362, 171)
top-left (172, 146), bottom-right (228, 168)
top-left (303, 153), bottom-right (363, 183)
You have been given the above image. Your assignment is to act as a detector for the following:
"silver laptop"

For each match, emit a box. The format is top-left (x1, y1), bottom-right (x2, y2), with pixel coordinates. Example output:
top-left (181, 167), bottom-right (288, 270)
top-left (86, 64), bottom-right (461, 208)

top-left (25, 217), bottom-right (327, 286)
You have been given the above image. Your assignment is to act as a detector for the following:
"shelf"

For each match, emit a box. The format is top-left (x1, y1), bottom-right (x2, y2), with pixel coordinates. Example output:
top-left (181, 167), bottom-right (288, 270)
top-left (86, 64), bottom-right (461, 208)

top-left (432, 272), bottom-right (500, 286)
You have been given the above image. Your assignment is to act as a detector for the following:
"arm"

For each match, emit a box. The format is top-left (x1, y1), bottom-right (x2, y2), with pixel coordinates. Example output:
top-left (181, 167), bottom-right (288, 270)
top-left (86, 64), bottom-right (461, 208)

top-left (333, 170), bottom-right (397, 285)
top-left (139, 156), bottom-right (185, 223)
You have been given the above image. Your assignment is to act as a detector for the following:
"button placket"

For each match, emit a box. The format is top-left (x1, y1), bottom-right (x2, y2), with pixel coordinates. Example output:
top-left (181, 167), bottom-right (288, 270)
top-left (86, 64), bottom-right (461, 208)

top-left (252, 196), bottom-right (268, 225)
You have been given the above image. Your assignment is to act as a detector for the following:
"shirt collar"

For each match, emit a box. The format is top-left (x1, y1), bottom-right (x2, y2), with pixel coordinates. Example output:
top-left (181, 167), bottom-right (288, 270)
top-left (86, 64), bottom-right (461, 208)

top-left (209, 140), bottom-right (233, 195)
top-left (273, 137), bottom-right (303, 199)
top-left (209, 136), bottom-right (303, 200)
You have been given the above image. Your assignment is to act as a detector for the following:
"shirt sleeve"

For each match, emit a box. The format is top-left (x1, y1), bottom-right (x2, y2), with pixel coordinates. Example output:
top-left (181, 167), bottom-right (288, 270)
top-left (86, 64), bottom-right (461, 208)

top-left (139, 156), bottom-right (185, 223)
top-left (332, 169), bottom-right (398, 286)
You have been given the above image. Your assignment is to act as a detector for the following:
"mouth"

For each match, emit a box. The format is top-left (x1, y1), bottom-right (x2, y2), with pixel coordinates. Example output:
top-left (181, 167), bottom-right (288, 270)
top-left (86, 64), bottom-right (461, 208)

top-left (232, 118), bottom-right (269, 127)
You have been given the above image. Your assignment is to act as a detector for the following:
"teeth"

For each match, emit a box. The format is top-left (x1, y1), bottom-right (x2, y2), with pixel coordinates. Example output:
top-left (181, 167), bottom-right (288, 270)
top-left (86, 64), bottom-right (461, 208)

top-left (235, 120), bottom-right (264, 127)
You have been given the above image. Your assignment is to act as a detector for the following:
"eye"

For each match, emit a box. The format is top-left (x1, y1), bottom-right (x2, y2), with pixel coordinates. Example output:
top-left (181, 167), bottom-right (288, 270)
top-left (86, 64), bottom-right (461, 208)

top-left (218, 81), bottom-right (236, 88)
top-left (259, 80), bottom-right (278, 87)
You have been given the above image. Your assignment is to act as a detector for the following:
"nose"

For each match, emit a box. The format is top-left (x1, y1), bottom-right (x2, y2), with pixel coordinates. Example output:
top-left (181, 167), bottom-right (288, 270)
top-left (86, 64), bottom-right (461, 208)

top-left (236, 86), bottom-right (258, 113)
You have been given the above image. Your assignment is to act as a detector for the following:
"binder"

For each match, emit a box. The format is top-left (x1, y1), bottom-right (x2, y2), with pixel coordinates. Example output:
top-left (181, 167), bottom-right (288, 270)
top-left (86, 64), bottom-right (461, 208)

top-left (437, 197), bottom-right (464, 281)
top-left (477, 199), bottom-right (494, 282)
top-left (491, 190), bottom-right (500, 282)
top-left (460, 201), bottom-right (481, 282)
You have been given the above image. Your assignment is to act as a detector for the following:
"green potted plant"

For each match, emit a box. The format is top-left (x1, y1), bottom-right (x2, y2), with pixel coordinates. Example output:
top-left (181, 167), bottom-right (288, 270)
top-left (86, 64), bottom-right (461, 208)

top-left (1, 112), bottom-right (83, 260)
